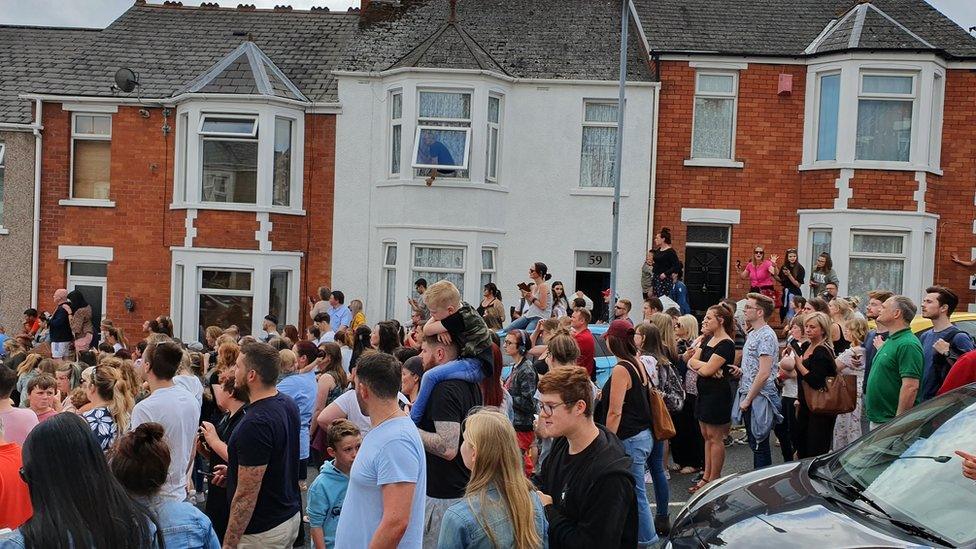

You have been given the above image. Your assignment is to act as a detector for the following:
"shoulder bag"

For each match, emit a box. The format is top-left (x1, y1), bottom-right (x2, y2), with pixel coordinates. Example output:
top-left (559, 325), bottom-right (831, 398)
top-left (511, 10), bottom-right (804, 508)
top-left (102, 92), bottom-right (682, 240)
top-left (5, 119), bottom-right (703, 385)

top-left (627, 358), bottom-right (676, 440)
top-left (802, 345), bottom-right (856, 415)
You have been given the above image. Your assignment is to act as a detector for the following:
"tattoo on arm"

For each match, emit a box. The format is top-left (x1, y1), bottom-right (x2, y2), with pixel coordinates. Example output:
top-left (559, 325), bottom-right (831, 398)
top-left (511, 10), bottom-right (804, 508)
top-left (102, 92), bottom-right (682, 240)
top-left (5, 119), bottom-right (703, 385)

top-left (223, 464), bottom-right (267, 548)
top-left (418, 421), bottom-right (460, 460)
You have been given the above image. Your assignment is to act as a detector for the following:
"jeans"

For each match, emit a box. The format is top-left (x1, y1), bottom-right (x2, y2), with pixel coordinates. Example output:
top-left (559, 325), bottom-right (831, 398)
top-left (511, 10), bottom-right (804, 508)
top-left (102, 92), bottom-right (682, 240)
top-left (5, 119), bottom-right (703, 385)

top-left (649, 435), bottom-right (669, 518)
top-left (743, 408), bottom-right (772, 469)
top-left (501, 315), bottom-right (541, 334)
top-left (773, 396), bottom-right (796, 462)
top-left (620, 429), bottom-right (659, 546)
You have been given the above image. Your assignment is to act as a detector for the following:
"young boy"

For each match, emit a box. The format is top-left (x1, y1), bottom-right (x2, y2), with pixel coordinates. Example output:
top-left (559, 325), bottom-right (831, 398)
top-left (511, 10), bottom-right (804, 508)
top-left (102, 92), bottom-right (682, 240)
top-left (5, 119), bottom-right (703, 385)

top-left (26, 374), bottom-right (58, 422)
top-left (308, 420), bottom-right (362, 549)
top-left (409, 280), bottom-right (493, 423)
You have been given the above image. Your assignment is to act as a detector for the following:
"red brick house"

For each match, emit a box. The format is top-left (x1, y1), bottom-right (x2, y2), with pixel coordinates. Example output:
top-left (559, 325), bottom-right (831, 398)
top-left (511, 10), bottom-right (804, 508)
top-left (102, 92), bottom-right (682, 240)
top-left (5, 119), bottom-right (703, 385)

top-left (632, 0), bottom-right (976, 314)
top-left (24, 2), bottom-right (356, 341)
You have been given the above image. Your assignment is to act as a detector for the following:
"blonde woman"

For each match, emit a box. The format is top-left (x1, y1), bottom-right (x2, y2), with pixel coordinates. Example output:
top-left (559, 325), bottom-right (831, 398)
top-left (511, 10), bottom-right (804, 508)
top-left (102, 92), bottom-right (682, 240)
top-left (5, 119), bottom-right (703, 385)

top-left (832, 316), bottom-right (868, 450)
top-left (349, 299), bottom-right (367, 331)
top-left (828, 298), bottom-right (855, 355)
top-left (792, 312), bottom-right (838, 458)
top-left (670, 314), bottom-right (705, 475)
top-left (437, 408), bottom-right (547, 549)
top-left (81, 364), bottom-right (134, 452)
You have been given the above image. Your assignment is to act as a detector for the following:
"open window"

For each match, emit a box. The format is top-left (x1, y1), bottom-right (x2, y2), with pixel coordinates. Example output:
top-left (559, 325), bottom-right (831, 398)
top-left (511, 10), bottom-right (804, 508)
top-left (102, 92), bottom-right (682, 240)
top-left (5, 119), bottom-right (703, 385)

top-left (412, 90), bottom-right (472, 178)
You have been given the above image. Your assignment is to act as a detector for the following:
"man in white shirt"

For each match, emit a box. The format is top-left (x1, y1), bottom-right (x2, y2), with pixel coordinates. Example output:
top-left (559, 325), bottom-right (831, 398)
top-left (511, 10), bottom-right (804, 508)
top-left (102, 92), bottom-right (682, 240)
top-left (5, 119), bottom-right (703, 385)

top-left (313, 312), bottom-right (335, 345)
top-left (327, 291), bottom-right (352, 332)
top-left (130, 339), bottom-right (200, 501)
top-left (261, 314), bottom-right (280, 343)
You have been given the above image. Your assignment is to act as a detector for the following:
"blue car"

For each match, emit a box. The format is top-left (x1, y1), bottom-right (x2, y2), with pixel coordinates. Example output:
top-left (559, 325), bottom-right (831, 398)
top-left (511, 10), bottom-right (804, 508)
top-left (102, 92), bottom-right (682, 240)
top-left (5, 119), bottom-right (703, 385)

top-left (499, 324), bottom-right (615, 387)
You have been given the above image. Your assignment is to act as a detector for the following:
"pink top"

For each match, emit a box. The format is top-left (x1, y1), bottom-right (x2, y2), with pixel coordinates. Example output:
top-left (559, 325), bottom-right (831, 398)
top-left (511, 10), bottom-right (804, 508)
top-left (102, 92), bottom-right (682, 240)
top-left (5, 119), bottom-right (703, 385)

top-left (34, 409), bottom-right (57, 423)
top-left (746, 260), bottom-right (775, 288)
top-left (0, 407), bottom-right (39, 445)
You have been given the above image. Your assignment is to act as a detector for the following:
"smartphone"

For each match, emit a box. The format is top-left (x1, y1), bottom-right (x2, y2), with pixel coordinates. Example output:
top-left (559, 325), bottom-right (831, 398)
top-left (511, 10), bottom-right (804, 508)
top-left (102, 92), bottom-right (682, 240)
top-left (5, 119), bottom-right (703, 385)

top-left (197, 469), bottom-right (214, 479)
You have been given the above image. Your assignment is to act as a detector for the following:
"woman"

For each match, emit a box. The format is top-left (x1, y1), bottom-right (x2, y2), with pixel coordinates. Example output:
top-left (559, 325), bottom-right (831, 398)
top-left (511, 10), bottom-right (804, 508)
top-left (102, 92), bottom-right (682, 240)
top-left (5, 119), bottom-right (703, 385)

top-left (349, 325), bottom-right (374, 370)
top-left (671, 315), bottom-right (705, 474)
top-left (81, 364), bottom-right (133, 452)
top-left (651, 228), bottom-right (680, 298)
top-left (309, 342), bottom-right (348, 460)
top-left (828, 298), bottom-right (855, 355)
top-left (683, 305), bottom-right (735, 493)
top-left (0, 413), bottom-right (163, 547)
top-left (792, 312), bottom-right (838, 458)
top-left (371, 321), bottom-right (400, 355)
top-left (647, 312), bottom-right (681, 479)
top-left (438, 408), bottom-right (547, 549)
top-left (199, 377), bottom-right (247, 543)
top-left (349, 299), bottom-right (367, 331)
top-left (112, 423), bottom-right (220, 548)
top-left (54, 361), bottom-right (83, 409)
top-left (401, 355), bottom-right (423, 404)
top-left (105, 326), bottom-right (127, 352)
top-left (283, 324), bottom-right (301, 346)
top-left (593, 320), bottom-right (658, 546)
top-left (67, 290), bottom-right (94, 355)
top-left (774, 314), bottom-right (807, 462)
top-left (809, 252), bottom-right (839, 297)
top-left (740, 247), bottom-right (777, 305)
top-left (503, 331), bottom-right (538, 476)
top-left (802, 296), bottom-right (830, 315)
top-left (550, 281), bottom-right (569, 318)
top-left (832, 317), bottom-right (867, 450)
top-left (775, 249), bottom-right (806, 320)
top-left (32, 313), bottom-right (51, 347)
top-left (503, 263), bottom-right (552, 333)
top-left (478, 283), bottom-right (506, 330)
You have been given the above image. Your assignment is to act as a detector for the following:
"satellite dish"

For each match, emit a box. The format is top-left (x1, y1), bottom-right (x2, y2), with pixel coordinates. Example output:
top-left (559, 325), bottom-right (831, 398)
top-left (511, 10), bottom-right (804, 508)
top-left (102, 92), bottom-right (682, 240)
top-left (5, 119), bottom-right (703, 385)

top-left (113, 68), bottom-right (139, 93)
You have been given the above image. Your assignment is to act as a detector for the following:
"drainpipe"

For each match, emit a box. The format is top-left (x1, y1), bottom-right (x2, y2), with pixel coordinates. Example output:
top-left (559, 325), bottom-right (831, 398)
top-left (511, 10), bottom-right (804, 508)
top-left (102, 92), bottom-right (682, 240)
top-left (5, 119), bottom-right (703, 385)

top-left (30, 99), bottom-right (42, 308)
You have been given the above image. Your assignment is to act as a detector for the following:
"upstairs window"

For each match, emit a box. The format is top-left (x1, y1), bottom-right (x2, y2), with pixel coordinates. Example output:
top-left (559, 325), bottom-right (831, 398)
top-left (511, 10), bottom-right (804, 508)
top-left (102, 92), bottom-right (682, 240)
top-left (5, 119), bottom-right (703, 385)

top-left (390, 91), bottom-right (402, 176)
top-left (579, 101), bottom-right (618, 188)
top-left (199, 115), bottom-right (258, 204)
top-left (272, 117), bottom-right (293, 207)
top-left (691, 72), bottom-right (738, 159)
top-left (71, 114), bottom-right (112, 200)
top-left (412, 91), bottom-right (472, 178)
top-left (816, 73), bottom-right (840, 161)
top-left (855, 74), bottom-right (914, 162)
top-left (486, 95), bottom-right (501, 182)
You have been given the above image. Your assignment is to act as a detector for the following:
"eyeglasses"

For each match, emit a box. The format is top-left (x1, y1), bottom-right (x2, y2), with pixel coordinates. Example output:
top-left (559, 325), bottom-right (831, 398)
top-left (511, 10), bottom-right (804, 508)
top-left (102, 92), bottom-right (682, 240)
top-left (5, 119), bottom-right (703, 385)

top-left (503, 340), bottom-right (517, 346)
top-left (614, 305), bottom-right (626, 310)
top-left (529, 269), bottom-right (536, 273)
top-left (537, 400), bottom-right (571, 415)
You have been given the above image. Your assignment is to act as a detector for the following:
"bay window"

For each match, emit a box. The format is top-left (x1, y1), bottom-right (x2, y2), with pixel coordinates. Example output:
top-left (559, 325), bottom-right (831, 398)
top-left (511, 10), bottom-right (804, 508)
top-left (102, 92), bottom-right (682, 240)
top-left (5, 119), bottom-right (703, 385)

top-left (580, 101), bottom-right (618, 188)
top-left (816, 73), bottom-right (840, 161)
top-left (412, 90), bottom-right (472, 177)
top-left (691, 72), bottom-right (737, 160)
top-left (855, 74), bottom-right (914, 162)
top-left (412, 245), bottom-right (465, 294)
top-left (200, 115), bottom-right (258, 204)
top-left (848, 232), bottom-right (906, 305)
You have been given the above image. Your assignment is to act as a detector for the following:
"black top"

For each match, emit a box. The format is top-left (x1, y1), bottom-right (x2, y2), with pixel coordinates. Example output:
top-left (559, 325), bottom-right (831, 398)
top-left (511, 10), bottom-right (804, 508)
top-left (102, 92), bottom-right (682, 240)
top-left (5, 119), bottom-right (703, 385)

top-left (226, 393), bottom-right (301, 535)
top-left (206, 405), bottom-right (246, 542)
top-left (652, 248), bottom-right (680, 278)
top-left (833, 326), bottom-right (851, 355)
top-left (49, 305), bottom-right (72, 343)
top-left (441, 303), bottom-right (495, 374)
top-left (418, 379), bottom-right (482, 499)
top-left (797, 345), bottom-right (837, 406)
top-left (595, 360), bottom-right (652, 441)
top-left (695, 338), bottom-right (736, 396)
top-left (777, 263), bottom-right (806, 294)
top-left (537, 424), bottom-right (637, 548)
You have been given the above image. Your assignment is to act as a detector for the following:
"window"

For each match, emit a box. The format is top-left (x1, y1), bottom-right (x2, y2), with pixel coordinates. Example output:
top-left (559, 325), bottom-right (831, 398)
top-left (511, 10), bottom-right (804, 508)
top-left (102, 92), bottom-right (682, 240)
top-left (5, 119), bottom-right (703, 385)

top-left (200, 115), bottom-right (258, 204)
top-left (848, 232), bottom-right (906, 305)
top-left (67, 261), bottom-right (107, 332)
top-left (481, 247), bottom-right (496, 289)
top-left (412, 245), bottom-right (464, 294)
top-left (390, 92), bottom-right (402, 176)
top-left (0, 142), bottom-right (5, 225)
top-left (486, 95), bottom-right (501, 182)
top-left (268, 270), bottom-right (289, 330)
top-left (383, 244), bottom-right (397, 321)
top-left (929, 73), bottom-right (944, 168)
top-left (173, 264), bottom-right (184, 338)
top-left (176, 113), bottom-right (188, 202)
top-left (810, 230), bottom-right (832, 264)
top-left (71, 113), bottom-right (112, 200)
top-left (692, 72), bottom-right (737, 159)
top-left (816, 73), bottom-right (840, 161)
top-left (856, 74), bottom-right (914, 162)
top-left (198, 269), bottom-right (254, 337)
top-left (412, 91), bottom-right (471, 177)
top-left (272, 118), bottom-right (293, 207)
top-left (579, 101), bottom-right (618, 188)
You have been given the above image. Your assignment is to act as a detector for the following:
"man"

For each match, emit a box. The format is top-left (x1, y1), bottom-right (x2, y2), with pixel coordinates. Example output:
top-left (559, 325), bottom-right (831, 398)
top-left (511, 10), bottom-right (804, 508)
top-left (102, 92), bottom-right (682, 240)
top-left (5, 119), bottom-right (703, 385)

top-left (308, 286), bottom-right (330, 321)
top-left (49, 289), bottom-right (73, 361)
top-left (408, 278), bottom-right (429, 318)
top-left (130, 340), bottom-right (200, 501)
top-left (570, 308), bottom-right (596, 380)
top-left (612, 298), bottom-right (633, 325)
top-left (261, 314), bottom-right (280, 343)
top-left (417, 336), bottom-right (482, 548)
top-left (642, 296), bottom-right (663, 321)
top-left (861, 290), bottom-right (893, 393)
top-left (865, 296), bottom-right (923, 429)
top-left (327, 291), bottom-right (352, 332)
top-left (535, 366), bottom-right (637, 547)
top-left (335, 353), bottom-right (426, 547)
top-left (919, 286), bottom-right (974, 401)
top-left (670, 266), bottom-right (691, 315)
top-left (737, 293), bottom-right (780, 469)
top-left (22, 309), bottom-right (40, 337)
top-left (822, 282), bottom-right (839, 302)
top-left (312, 312), bottom-right (334, 345)
top-left (219, 342), bottom-right (302, 548)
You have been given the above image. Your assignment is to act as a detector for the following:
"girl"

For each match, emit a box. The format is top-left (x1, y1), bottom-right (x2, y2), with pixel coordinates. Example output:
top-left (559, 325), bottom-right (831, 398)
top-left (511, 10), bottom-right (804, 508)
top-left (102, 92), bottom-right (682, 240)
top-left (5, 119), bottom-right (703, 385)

top-left (105, 326), bottom-right (127, 352)
top-left (349, 299), bottom-right (367, 331)
top-left (832, 316), bottom-right (868, 450)
top-left (774, 314), bottom-right (807, 462)
top-left (309, 342), bottom-right (348, 455)
top-left (740, 246), bottom-right (777, 305)
top-left (672, 315), bottom-right (705, 474)
top-left (828, 298), bottom-right (855, 355)
top-left (478, 283), bottom-right (506, 330)
top-left (67, 290), bottom-right (94, 355)
top-left (503, 262), bottom-right (552, 333)
top-left (503, 330), bottom-right (538, 476)
top-left (81, 363), bottom-right (134, 452)
top-left (775, 249), bottom-right (805, 320)
top-left (651, 228), bottom-right (680, 298)
top-left (550, 281), bottom-right (569, 318)
top-left (792, 312), bottom-right (838, 458)
top-left (809, 252), bottom-right (839, 297)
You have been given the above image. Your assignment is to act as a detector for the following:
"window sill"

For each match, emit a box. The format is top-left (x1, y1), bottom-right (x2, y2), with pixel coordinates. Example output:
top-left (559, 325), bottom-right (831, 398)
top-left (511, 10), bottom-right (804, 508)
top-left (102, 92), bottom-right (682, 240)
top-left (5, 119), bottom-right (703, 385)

top-left (0, 227), bottom-right (9, 235)
top-left (570, 188), bottom-right (631, 197)
top-left (376, 179), bottom-right (511, 194)
top-left (798, 161), bottom-right (943, 176)
top-left (170, 203), bottom-right (306, 216)
top-left (683, 158), bottom-right (744, 168)
top-left (58, 198), bottom-right (116, 208)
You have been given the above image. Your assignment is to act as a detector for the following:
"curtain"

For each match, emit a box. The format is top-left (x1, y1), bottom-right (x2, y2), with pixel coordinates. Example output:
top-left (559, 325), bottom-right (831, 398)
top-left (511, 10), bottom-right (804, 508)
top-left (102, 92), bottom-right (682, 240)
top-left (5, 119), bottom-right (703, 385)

top-left (692, 97), bottom-right (733, 159)
top-left (580, 126), bottom-right (616, 188)
top-left (419, 91), bottom-right (470, 120)
top-left (852, 234), bottom-right (903, 255)
top-left (585, 103), bottom-right (618, 123)
top-left (849, 258), bottom-right (904, 304)
top-left (73, 140), bottom-right (111, 199)
top-left (855, 99), bottom-right (912, 161)
top-left (817, 74), bottom-right (840, 161)
top-left (413, 247), bottom-right (465, 295)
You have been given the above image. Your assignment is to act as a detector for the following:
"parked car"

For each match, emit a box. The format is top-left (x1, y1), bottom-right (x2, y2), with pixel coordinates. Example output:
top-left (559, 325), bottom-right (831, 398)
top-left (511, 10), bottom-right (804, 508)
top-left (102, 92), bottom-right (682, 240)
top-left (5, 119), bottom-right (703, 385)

top-left (666, 383), bottom-right (976, 548)
top-left (499, 324), bottom-right (616, 386)
top-left (911, 311), bottom-right (976, 341)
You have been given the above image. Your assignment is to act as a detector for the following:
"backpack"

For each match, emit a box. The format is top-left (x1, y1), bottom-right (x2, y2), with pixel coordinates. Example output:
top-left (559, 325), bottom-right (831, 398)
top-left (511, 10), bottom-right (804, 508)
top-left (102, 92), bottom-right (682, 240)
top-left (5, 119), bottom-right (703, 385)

top-left (932, 326), bottom-right (973, 390)
top-left (655, 358), bottom-right (686, 412)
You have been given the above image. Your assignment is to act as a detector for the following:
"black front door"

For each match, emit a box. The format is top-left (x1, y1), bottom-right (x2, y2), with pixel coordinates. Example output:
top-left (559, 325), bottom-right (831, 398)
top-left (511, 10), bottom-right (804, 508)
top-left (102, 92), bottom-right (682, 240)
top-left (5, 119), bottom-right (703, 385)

top-left (575, 271), bottom-right (610, 323)
top-left (685, 246), bottom-right (728, 317)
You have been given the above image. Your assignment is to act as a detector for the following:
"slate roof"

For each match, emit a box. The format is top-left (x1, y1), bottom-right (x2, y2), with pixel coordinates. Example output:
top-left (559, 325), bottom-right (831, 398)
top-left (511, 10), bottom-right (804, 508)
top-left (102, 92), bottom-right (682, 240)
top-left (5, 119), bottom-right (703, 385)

top-left (808, 2), bottom-right (935, 54)
top-left (632, 0), bottom-right (976, 59)
top-left (339, 0), bottom-right (653, 82)
top-left (0, 25), bottom-right (100, 124)
top-left (176, 41), bottom-right (307, 101)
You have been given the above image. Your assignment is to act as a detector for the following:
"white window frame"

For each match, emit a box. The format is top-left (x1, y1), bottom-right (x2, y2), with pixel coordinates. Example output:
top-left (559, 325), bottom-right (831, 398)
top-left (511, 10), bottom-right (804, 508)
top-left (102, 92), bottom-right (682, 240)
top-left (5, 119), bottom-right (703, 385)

top-left (198, 114), bottom-right (259, 137)
top-left (383, 243), bottom-right (397, 321)
top-left (848, 230), bottom-right (908, 296)
top-left (69, 112), bottom-right (113, 203)
top-left (688, 70), bottom-right (740, 166)
top-left (813, 71), bottom-right (841, 162)
top-left (579, 99), bottom-right (619, 188)
top-left (485, 95), bottom-right (502, 182)
top-left (854, 71), bottom-right (917, 163)
top-left (411, 126), bottom-right (472, 171)
top-left (199, 113), bottom-right (259, 205)
top-left (173, 101), bottom-right (305, 215)
top-left (389, 91), bottom-right (403, 177)
top-left (410, 244), bottom-right (466, 295)
top-left (412, 89), bottom-right (473, 179)
top-left (66, 261), bottom-right (108, 319)
top-left (480, 246), bottom-right (496, 288)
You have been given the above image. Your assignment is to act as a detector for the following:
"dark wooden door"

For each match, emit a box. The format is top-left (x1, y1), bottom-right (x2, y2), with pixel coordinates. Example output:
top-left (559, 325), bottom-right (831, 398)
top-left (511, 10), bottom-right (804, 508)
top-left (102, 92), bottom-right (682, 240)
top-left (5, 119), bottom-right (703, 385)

top-left (685, 246), bottom-right (728, 317)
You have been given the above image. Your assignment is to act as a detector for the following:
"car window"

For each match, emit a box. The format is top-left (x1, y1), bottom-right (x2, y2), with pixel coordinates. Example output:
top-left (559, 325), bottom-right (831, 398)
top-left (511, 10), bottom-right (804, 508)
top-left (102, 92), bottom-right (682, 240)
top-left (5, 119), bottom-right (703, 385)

top-left (828, 388), bottom-right (976, 546)
top-left (594, 337), bottom-right (612, 358)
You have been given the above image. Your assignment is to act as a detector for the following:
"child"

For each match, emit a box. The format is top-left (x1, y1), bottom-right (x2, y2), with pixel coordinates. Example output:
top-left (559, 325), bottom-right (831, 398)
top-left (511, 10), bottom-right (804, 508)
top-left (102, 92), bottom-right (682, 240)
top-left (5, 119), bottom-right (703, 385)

top-left (409, 280), bottom-right (493, 424)
top-left (307, 420), bottom-right (361, 549)
top-left (26, 373), bottom-right (59, 422)
top-left (832, 316), bottom-right (868, 450)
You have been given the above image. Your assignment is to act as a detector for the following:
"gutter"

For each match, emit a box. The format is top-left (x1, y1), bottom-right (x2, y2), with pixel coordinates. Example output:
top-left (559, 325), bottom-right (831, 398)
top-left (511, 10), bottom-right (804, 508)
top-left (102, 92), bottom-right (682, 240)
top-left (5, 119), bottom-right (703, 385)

top-left (0, 123), bottom-right (35, 132)
top-left (30, 99), bottom-right (42, 308)
top-left (19, 93), bottom-right (343, 113)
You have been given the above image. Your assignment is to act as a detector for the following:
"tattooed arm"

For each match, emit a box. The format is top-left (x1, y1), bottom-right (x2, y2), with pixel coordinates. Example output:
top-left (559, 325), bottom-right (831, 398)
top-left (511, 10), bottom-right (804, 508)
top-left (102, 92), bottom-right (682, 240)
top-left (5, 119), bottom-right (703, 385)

top-left (222, 464), bottom-right (267, 549)
top-left (418, 421), bottom-right (460, 460)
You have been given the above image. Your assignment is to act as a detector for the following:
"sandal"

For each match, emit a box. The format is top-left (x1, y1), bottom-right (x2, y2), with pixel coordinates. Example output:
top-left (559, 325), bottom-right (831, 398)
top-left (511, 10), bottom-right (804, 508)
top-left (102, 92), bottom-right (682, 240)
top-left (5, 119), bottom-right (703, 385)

top-left (667, 463), bottom-right (682, 473)
top-left (687, 479), bottom-right (708, 494)
top-left (679, 466), bottom-right (700, 475)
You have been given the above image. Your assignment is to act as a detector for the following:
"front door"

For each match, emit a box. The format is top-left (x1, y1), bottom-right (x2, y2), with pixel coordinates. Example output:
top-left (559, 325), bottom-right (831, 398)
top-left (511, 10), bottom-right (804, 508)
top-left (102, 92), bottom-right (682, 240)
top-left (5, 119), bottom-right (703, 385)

top-left (685, 246), bottom-right (728, 317)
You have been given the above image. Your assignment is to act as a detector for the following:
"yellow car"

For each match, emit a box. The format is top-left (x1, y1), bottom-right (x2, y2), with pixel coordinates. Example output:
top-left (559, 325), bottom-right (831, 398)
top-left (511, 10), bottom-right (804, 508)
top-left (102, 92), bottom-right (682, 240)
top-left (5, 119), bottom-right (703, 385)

top-left (910, 311), bottom-right (976, 339)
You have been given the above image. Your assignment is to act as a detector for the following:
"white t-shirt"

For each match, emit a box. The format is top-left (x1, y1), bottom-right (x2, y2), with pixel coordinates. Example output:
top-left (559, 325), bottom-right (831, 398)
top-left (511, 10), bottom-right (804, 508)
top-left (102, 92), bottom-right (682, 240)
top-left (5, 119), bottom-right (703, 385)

top-left (332, 389), bottom-right (409, 435)
top-left (340, 347), bottom-right (352, 373)
top-left (315, 331), bottom-right (335, 346)
top-left (129, 385), bottom-right (201, 501)
top-left (173, 375), bottom-right (204, 407)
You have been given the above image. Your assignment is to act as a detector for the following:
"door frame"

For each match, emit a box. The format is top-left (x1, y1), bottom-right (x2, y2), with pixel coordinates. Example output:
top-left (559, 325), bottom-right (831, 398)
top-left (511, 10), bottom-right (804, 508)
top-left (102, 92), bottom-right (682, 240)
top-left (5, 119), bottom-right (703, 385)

top-left (684, 224), bottom-right (732, 313)
top-left (67, 274), bottom-right (108, 321)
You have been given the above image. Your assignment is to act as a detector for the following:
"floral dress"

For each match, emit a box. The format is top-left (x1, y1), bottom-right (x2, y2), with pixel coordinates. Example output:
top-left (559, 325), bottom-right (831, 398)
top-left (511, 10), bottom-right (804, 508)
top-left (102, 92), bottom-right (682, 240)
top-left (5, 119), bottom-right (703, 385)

top-left (83, 406), bottom-right (118, 452)
top-left (831, 346), bottom-right (864, 450)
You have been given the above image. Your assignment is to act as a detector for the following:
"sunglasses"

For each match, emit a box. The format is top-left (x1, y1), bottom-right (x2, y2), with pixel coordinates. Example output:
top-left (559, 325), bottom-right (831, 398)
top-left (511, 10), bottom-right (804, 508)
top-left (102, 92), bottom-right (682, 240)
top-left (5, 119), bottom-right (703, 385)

top-left (754, 250), bottom-right (764, 255)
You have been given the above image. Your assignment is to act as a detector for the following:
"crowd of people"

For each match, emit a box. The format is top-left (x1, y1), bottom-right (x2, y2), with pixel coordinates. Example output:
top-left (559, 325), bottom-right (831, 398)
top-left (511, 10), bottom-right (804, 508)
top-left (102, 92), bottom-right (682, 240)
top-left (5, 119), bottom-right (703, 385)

top-left (1, 230), bottom-right (976, 548)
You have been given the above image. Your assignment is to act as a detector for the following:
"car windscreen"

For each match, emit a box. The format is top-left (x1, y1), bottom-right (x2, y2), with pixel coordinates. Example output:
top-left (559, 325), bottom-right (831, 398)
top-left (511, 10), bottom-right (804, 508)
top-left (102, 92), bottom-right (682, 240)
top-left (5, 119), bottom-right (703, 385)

top-left (826, 387), bottom-right (976, 546)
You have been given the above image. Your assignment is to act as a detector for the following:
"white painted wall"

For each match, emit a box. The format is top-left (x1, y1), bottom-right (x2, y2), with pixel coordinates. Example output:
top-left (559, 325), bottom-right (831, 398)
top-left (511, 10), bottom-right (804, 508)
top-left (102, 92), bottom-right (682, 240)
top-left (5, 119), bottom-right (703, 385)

top-left (333, 71), bottom-right (658, 323)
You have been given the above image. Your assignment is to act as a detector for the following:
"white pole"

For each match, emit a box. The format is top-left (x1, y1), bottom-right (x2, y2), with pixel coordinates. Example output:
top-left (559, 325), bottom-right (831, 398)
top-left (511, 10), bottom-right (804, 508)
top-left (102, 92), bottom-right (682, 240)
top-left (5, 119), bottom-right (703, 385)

top-left (608, 0), bottom-right (629, 315)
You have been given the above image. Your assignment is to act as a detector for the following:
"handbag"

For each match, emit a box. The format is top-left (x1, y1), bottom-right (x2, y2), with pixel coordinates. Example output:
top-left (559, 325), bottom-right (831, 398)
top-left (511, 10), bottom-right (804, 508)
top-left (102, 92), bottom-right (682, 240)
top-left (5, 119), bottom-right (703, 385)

top-left (648, 387), bottom-right (677, 440)
top-left (802, 374), bottom-right (857, 415)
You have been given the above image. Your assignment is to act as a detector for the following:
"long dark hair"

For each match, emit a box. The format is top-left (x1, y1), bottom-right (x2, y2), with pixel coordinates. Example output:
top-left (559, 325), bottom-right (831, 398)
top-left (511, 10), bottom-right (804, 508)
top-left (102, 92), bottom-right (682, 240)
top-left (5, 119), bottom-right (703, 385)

top-left (483, 282), bottom-right (502, 300)
top-left (606, 330), bottom-right (647, 384)
top-left (532, 262), bottom-right (552, 281)
top-left (815, 252), bottom-right (833, 273)
top-left (350, 325), bottom-right (373, 370)
top-left (66, 290), bottom-right (88, 312)
top-left (375, 321), bottom-right (400, 355)
top-left (20, 413), bottom-right (163, 548)
top-left (481, 341), bottom-right (504, 407)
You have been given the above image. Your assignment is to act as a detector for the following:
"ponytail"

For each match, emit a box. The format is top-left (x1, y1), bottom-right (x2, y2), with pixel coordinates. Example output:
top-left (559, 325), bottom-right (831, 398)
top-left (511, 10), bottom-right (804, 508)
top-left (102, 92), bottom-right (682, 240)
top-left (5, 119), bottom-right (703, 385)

top-left (91, 363), bottom-right (135, 434)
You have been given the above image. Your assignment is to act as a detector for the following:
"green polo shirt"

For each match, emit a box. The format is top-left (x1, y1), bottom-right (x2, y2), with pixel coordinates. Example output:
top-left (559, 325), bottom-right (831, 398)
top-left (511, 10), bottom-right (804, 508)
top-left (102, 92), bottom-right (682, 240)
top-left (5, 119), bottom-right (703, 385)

top-left (865, 327), bottom-right (923, 424)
